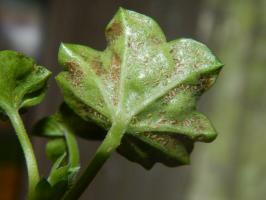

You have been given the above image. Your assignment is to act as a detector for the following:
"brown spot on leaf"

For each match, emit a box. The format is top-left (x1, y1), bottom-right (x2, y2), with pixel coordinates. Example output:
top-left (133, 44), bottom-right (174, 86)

top-left (110, 53), bottom-right (121, 81)
top-left (66, 61), bottom-right (83, 86)
top-left (91, 58), bottom-right (105, 76)
top-left (130, 116), bottom-right (139, 124)
top-left (106, 21), bottom-right (123, 42)
top-left (143, 132), bottom-right (170, 147)
top-left (73, 99), bottom-right (110, 128)
top-left (162, 84), bottom-right (186, 103)
top-left (106, 53), bottom-right (121, 105)
top-left (150, 35), bottom-right (163, 45)
top-left (199, 76), bottom-right (215, 91)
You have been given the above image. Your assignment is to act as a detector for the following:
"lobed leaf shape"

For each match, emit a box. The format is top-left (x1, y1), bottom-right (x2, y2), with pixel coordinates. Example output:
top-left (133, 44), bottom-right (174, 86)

top-left (56, 8), bottom-right (223, 169)
top-left (0, 50), bottom-right (51, 117)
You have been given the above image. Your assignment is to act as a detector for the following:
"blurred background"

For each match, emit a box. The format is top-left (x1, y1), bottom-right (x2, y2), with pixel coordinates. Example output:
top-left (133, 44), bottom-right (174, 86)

top-left (0, 0), bottom-right (266, 199)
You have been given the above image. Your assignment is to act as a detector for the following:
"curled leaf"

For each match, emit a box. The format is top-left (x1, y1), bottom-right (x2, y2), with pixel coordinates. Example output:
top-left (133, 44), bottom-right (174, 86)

top-left (56, 8), bottom-right (223, 168)
top-left (0, 50), bottom-right (51, 118)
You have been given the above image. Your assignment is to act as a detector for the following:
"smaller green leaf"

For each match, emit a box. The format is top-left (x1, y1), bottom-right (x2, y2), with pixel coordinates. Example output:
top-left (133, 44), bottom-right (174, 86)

top-left (46, 139), bottom-right (67, 163)
top-left (32, 104), bottom-right (81, 195)
top-left (48, 161), bottom-right (69, 185)
top-left (0, 50), bottom-right (51, 118)
top-left (34, 178), bottom-right (68, 200)
top-left (34, 179), bottom-right (53, 200)
top-left (0, 50), bottom-right (51, 199)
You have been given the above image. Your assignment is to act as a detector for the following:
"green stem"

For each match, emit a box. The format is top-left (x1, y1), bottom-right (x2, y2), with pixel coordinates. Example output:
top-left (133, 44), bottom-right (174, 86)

top-left (63, 120), bottom-right (126, 200)
top-left (8, 110), bottom-right (40, 199)
top-left (65, 128), bottom-right (79, 168)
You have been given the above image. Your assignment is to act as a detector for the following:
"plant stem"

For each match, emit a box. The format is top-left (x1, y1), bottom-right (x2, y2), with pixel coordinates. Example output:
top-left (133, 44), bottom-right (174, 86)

top-left (8, 110), bottom-right (40, 199)
top-left (63, 120), bottom-right (127, 200)
top-left (65, 128), bottom-right (79, 168)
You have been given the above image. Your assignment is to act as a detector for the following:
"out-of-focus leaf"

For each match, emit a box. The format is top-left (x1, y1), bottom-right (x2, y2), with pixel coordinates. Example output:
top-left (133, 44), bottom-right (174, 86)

top-left (56, 8), bottom-right (223, 169)
top-left (0, 50), bottom-right (51, 118)
top-left (32, 104), bottom-right (81, 196)
top-left (33, 178), bottom-right (68, 200)
top-left (46, 139), bottom-right (67, 162)
top-left (34, 103), bottom-right (105, 140)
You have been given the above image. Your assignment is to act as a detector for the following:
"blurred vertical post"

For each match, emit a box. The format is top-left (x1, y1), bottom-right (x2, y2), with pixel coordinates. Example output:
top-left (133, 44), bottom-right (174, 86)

top-left (186, 0), bottom-right (266, 199)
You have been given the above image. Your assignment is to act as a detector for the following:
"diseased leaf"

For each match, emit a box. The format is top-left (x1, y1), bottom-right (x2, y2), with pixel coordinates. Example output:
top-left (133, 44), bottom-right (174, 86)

top-left (56, 8), bottom-right (223, 168)
top-left (0, 50), bottom-right (51, 118)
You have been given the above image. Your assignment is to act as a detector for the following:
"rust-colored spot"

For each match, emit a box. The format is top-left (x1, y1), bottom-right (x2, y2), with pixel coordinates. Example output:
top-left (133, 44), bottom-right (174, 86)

top-left (106, 53), bottom-right (121, 105)
top-left (150, 35), bottom-right (163, 45)
top-left (130, 116), bottom-right (139, 124)
top-left (162, 85), bottom-right (184, 103)
top-left (91, 58), bottom-right (105, 76)
top-left (76, 100), bottom-right (109, 124)
top-left (193, 115), bottom-right (205, 132)
top-left (197, 124), bottom-right (205, 132)
top-left (106, 21), bottom-right (123, 41)
top-left (158, 118), bottom-right (168, 124)
top-left (66, 61), bottom-right (83, 86)
top-left (143, 132), bottom-right (170, 147)
top-left (199, 76), bottom-right (215, 91)
top-left (170, 119), bottom-right (179, 125)
top-left (110, 53), bottom-right (121, 81)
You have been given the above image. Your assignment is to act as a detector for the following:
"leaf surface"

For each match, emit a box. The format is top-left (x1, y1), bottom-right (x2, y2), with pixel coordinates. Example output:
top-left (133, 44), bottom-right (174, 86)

top-left (0, 50), bottom-right (51, 117)
top-left (56, 8), bottom-right (223, 168)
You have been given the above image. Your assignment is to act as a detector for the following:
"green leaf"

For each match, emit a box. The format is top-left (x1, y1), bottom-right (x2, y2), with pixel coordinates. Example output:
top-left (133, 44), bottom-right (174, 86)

top-left (32, 103), bottom-right (81, 189)
top-left (46, 139), bottom-right (67, 162)
top-left (0, 50), bottom-right (51, 117)
top-left (34, 178), bottom-right (53, 200)
top-left (34, 178), bottom-right (68, 200)
top-left (0, 50), bottom-right (51, 198)
top-left (56, 8), bottom-right (223, 169)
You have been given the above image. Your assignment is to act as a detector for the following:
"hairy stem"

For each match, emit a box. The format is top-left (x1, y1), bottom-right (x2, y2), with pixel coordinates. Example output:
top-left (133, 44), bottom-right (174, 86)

top-left (8, 110), bottom-right (40, 199)
top-left (63, 120), bottom-right (126, 200)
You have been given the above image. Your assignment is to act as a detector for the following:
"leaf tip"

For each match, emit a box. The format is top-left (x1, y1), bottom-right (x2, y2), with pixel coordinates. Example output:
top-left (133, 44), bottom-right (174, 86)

top-left (58, 42), bottom-right (75, 68)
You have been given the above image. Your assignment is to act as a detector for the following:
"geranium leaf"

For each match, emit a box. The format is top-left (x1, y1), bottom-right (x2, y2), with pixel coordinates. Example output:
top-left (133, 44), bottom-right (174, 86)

top-left (0, 50), bottom-right (51, 117)
top-left (0, 50), bottom-right (51, 198)
top-left (56, 8), bottom-right (223, 168)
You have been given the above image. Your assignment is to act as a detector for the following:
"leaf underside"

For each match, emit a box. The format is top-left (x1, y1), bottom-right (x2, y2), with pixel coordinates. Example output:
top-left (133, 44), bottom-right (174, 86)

top-left (55, 8), bottom-right (223, 169)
